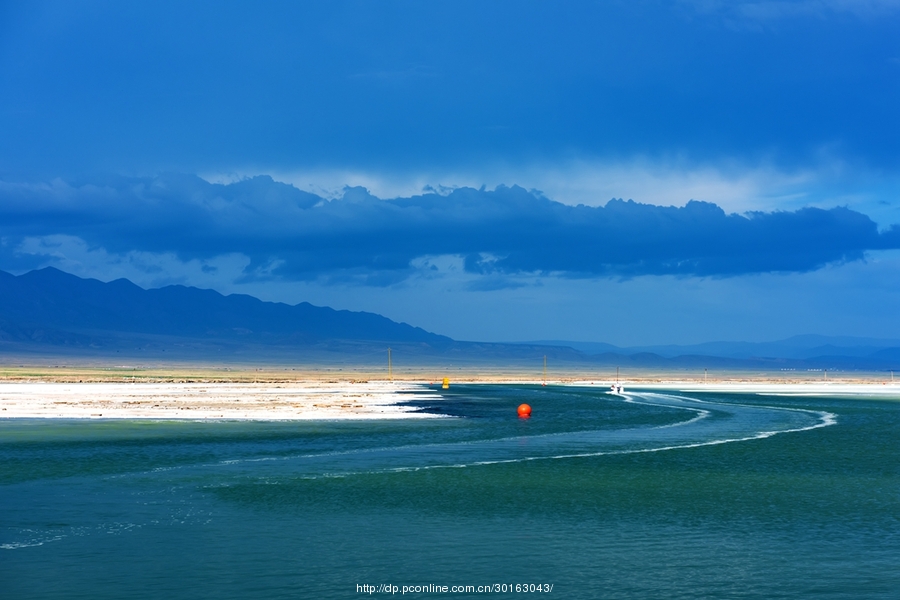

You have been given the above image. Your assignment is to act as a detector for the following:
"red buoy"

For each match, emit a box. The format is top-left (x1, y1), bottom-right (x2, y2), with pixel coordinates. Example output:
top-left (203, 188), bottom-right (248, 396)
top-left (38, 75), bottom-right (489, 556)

top-left (517, 403), bottom-right (532, 418)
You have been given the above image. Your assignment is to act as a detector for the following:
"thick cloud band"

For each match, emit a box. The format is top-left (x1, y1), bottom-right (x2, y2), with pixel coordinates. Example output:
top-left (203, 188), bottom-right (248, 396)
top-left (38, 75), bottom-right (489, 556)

top-left (1, 174), bottom-right (897, 281)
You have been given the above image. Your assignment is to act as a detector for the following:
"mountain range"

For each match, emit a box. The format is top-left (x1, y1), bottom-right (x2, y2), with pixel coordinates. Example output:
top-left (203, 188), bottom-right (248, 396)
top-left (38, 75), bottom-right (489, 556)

top-left (1, 268), bottom-right (898, 371)
top-left (530, 337), bottom-right (900, 363)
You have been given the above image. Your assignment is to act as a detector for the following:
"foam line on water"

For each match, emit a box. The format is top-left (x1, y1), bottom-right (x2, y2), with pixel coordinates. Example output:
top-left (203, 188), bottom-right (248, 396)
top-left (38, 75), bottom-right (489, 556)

top-left (370, 399), bottom-right (837, 474)
top-left (113, 395), bottom-right (710, 478)
top-left (98, 390), bottom-right (837, 484)
top-left (632, 391), bottom-right (837, 429)
top-left (193, 390), bottom-right (837, 480)
top-left (0, 390), bottom-right (842, 553)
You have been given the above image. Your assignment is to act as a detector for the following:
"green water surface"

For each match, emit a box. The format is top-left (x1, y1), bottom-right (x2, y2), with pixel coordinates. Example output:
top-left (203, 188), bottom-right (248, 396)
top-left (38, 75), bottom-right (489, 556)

top-left (1, 385), bottom-right (898, 599)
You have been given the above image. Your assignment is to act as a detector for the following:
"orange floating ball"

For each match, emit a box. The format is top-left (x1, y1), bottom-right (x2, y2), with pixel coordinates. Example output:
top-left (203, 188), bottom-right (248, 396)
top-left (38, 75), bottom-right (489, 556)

top-left (517, 403), bottom-right (532, 418)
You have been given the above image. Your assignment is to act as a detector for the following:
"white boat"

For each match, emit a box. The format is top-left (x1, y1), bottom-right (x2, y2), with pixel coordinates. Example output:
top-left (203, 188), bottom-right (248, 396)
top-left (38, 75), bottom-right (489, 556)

top-left (610, 367), bottom-right (624, 394)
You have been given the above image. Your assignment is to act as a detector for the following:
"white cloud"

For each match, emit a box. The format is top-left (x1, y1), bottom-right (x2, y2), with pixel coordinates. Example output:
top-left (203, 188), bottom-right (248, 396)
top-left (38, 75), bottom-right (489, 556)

top-left (9, 236), bottom-right (900, 345)
top-left (203, 155), bottom-right (900, 226)
top-left (227, 250), bottom-right (900, 345)
top-left (15, 235), bottom-right (252, 291)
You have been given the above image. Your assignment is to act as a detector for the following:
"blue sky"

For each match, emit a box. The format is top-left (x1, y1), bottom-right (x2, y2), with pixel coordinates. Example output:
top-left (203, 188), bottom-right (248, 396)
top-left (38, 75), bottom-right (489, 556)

top-left (1, 1), bottom-right (899, 345)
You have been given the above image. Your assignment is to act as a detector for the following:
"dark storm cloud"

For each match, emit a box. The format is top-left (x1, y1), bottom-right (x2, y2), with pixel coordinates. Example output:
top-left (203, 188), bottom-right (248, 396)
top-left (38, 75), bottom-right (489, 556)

top-left (1, 174), bottom-right (897, 282)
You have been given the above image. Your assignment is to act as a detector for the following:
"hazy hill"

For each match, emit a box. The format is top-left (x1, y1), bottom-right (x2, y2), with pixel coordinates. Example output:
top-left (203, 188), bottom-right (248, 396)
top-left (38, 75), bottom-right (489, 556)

top-left (0, 268), bottom-right (450, 355)
top-left (530, 336), bottom-right (900, 363)
top-left (1, 268), bottom-right (897, 371)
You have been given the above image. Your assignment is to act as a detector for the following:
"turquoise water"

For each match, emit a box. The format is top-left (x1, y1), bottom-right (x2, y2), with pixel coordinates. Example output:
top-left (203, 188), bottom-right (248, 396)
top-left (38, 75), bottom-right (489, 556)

top-left (2, 385), bottom-right (899, 599)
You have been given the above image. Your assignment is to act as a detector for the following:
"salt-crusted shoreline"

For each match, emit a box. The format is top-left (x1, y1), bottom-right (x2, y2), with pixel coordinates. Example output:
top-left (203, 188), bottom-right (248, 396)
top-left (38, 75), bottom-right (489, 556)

top-left (2, 380), bottom-right (898, 421)
top-left (0, 381), bottom-right (444, 420)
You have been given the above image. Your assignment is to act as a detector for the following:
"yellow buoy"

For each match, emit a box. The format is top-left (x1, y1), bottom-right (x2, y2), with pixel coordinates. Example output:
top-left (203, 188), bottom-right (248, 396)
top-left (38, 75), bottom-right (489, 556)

top-left (442, 377), bottom-right (450, 389)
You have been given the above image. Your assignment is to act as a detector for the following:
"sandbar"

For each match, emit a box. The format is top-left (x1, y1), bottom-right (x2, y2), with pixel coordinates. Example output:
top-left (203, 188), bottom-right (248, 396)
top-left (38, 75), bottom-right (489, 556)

top-left (3, 375), bottom-right (900, 421)
top-left (0, 381), bottom-right (443, 420)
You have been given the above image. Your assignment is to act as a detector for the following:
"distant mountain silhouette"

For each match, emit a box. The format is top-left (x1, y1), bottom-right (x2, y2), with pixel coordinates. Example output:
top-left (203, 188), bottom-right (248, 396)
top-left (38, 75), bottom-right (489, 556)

top-left (1, 268), bottom-right (897, 371)
top-left (0, 268), bottom-right (449, 356)
top-left (529, 336), bottom-right (900, 363)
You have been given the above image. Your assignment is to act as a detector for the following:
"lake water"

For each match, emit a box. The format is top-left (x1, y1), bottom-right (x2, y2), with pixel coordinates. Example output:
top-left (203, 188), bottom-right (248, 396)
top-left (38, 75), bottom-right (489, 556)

top-left (2, 384), bottom-right (898, 599)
